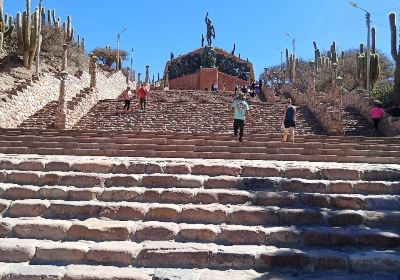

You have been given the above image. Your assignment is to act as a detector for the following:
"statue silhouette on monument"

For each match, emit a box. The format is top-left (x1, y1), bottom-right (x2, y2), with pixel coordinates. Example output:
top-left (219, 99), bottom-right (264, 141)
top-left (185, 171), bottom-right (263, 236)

top-left (205, 12), bottom-right (215, 46)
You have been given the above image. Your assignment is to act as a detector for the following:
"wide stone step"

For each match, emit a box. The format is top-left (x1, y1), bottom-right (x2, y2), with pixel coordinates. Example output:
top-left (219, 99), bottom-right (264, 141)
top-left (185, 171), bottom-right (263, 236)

top-left (2, 169), bottom-right (400, 196)
top-left (1, 238), bottom-right (400, 273)
top-left (1, 198), bottom-right (400, 228)
top-left (1, 217), bottom-right (399, 249)
top-left (0, 131), bottom-right (399, 163)
top-left (2, 155), bottom-right (400, 181)
top-left (2, 183), bottom-right (399, 211)
top-left (1, 263), bottom-right (297, 280)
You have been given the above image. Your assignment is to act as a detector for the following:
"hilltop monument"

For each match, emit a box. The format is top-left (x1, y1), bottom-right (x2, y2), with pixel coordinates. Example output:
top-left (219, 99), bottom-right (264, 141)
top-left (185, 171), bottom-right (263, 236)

top-left (163, 13), bottom-right (254, 91)
top-left (205, 12), bottom-right (216, 46)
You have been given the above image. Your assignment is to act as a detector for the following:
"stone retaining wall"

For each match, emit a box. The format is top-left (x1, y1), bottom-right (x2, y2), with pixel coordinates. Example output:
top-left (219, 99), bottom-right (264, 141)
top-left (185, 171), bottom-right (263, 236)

top-left (0, 73), bottom-right (61, 128)
top-left (0, 69), bottom-right (132, 129)
top-left (289, 87), bottom-right (344, 135)
top-left (61, 71), bottom-right (133, 129)
top-left (343, 90), bottom-right (400, 136)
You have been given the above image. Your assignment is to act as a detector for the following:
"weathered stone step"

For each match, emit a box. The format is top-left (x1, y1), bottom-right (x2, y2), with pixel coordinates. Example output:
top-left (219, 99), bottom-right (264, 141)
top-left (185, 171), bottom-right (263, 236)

top-left (1, 217), bottom-right (399, 249)
top-left (2, 183), bottom-right (399, 211)
top-left (0, 238), bottom-right (399, 273)
top-left (0, 145), bottom-right (398, 164)
top-left (1, 198), bottom-right (400, 228)
top-left (2, 170), bottom-right (400, 195)
top-left (2, 155), bottom-right (399, 181)
top-left (1, 133), bottom-right (400, 148)
top-left (1, 263), bottom-right (293, 280)
top-left (1, 128), bottom-right (399, 143)
top-left (3, 136), bottom-right (400, 154)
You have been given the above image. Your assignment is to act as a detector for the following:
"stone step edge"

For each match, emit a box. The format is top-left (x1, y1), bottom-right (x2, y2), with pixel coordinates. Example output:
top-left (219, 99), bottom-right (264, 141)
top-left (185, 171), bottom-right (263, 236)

top-left (0, 263), bottom-right (274, 280)
top-left (1, 131), bottom-right (398, 144)
top-left (2, 170), bottom-right (400, 196)
top-left (2, 147), bottom-right (399, 165)
top-left (2, 157), bottom-right (400, 181)
top-left (0, 238), bottom-right (399, 272)
top-left (1, 183), bottom-right (399, 211)
top-left (2, 139), bottom-right (400, 155)
top-left (1, 216), bottom-right (399, 248)
top-left (1, 198), bottom-right (399, 228)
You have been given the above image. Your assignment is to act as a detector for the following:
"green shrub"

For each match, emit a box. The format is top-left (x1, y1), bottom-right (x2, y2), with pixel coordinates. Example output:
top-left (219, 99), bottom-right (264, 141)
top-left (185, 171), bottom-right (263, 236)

top-left (371, 80), bottom-right (394, 107)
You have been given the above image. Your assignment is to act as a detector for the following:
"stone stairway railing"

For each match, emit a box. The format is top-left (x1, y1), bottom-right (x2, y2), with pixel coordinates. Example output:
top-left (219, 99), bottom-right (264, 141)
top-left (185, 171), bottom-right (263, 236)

top-left (0, 75), bottom-right (40, 102)
top-left (343, 89), bottom-right (400, 136)
top-left (55, 66), bottom-right (134, 130)
top-left (286, 86), bottom-right (344, 135)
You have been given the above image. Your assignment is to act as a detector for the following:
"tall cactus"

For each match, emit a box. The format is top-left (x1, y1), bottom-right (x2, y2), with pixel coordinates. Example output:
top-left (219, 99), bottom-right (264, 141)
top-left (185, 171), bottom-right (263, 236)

top-left (371, 26), bottom-right (376, 54)
top-left (370, 27), bottom-right (380, 89)
top-left (357, 44), bottom-right (366, 87)
top-left (66, 15), bottom-right (73, 41)
top-left (313, 41), bottom-right (321, 70)
top-left (356, 27), bottom-right (380, 90)
top-left (390, 12), bottom-right (400, 105)
top-left (0, 0), bottom-right (15, 51)
top-left (20, 0), bottom-right (40, 69)
top-left (330, 41), bottom-right (338, 64)
top-left (51, 10), bottom-right (56, 27)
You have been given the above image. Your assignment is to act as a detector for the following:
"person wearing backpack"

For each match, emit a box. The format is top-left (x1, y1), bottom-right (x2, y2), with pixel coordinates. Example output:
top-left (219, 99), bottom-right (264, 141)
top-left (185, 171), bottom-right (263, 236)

top-left (282, 98), bottom-right (296, 143)
top-left (231, 92), bottom-right (250, 143)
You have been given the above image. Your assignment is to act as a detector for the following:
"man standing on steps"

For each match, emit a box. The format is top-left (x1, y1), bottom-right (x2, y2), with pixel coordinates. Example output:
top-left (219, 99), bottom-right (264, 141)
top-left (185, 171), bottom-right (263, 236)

top-left (231, 92), bottom-right (250, 143)
top-left (282, 98), bottom-right (296, 143)
top-left (137, 83), bottom-right (149, 112)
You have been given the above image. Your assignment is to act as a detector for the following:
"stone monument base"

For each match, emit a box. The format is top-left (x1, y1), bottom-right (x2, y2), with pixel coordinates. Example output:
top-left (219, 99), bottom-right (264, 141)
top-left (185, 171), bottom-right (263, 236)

top-left (169, 67), bottom-right (247, 91)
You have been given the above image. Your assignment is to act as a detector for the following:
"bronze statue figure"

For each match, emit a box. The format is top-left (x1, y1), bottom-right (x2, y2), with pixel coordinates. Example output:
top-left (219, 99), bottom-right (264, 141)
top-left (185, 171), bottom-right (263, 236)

top-left (201, 34), bottom-right (205, 47)
top-left (205, 12), bottom-right (215, 46)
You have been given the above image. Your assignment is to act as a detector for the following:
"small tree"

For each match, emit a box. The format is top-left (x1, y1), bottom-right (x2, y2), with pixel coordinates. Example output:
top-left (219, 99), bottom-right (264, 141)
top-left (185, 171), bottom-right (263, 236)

top-left (92, 47), bottom-right (128, 68)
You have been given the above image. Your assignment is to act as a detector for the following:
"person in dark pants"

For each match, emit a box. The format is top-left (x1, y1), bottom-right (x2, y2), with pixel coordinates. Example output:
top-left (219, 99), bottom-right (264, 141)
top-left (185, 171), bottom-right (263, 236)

top-left (281, 98), bottom-right (296, 143)
top-left (122, 86), bottom-right (132, 112)
top-left (371, 103), bottom-right (385, 132)
top-left (231, 92), bottom-right (250, 143)
top-left (137, 84), bottom-right (148, 112)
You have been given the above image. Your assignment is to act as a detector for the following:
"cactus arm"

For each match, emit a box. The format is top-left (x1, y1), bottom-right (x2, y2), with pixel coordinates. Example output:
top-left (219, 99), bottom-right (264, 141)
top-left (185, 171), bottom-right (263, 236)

top-left (389, 13), bottom-right (399, 63)
top-left (24, 0), bottom-right (31, 51)
top-left (371, 27), bottom-right (376, 54)
top-left (4, 15), bottom-right (14, 37)
top-left (52, 10), bottom-right (56, 27)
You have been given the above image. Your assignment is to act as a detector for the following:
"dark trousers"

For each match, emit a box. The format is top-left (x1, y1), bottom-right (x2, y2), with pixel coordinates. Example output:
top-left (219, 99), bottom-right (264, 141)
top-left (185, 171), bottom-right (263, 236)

top-left (140, 98), bottom-right (146, 110)
top-left (373, 118), bottom-right (380, 132)
top-left (123, 100), bottom-right (130, 111)
top-left (233, 119), bottom-right (245, 140)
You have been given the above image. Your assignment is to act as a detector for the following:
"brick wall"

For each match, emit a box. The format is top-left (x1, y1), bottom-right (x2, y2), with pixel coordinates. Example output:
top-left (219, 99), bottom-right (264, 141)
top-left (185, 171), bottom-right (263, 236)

top-left (169, 68), bottom-right (247, 91)
top-left (169, 72), bottom-right (199, 90)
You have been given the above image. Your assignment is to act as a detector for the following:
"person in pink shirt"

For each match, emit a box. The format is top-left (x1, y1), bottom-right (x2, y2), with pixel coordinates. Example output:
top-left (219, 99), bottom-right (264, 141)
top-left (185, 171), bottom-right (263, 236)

top-left (371, 103), bottom-right (385, 132)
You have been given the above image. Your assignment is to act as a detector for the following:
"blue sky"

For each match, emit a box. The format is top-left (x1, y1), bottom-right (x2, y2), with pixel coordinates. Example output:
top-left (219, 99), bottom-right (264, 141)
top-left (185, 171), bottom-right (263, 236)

top-left (4, 0), bottom-right (400, 78)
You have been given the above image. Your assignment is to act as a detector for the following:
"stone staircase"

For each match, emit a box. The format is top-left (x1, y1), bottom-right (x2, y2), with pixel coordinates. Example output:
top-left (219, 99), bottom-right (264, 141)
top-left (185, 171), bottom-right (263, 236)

top-left (73, 99), bottom-right (324, 136)
top-left (0, 129), bottom-right (399, 164)
top-left (17, 90), bottom-right (325, 136)
top-left (19, 101), bottom-right (58, 129)
top-left (343, 107), bottom-right (377, 137)
top-left (0, 154), bottom-right (399, 279)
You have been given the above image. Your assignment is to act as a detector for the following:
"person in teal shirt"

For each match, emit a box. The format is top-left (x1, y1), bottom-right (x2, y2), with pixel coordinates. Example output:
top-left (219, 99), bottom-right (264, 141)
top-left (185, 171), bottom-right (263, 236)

top-left (231, 92), bottom-right (250, 142)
